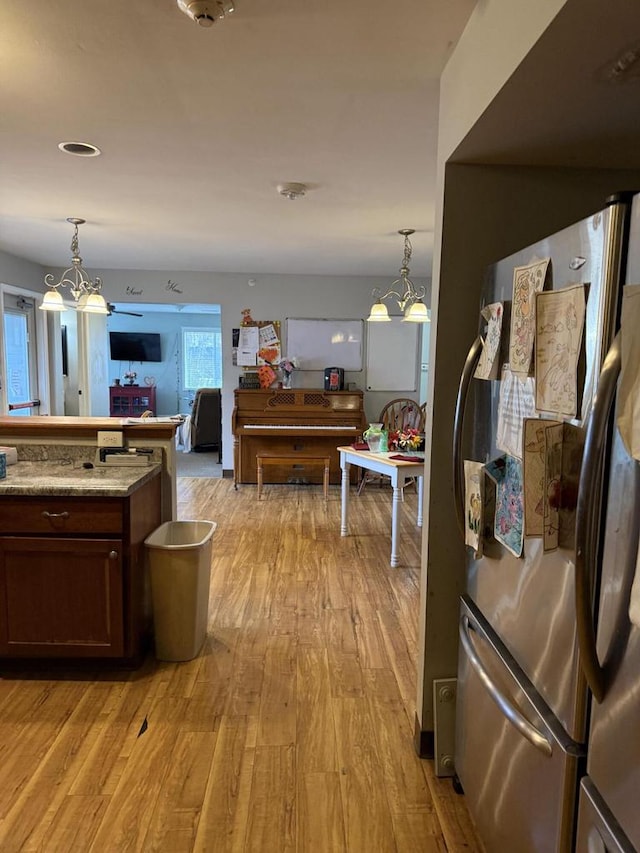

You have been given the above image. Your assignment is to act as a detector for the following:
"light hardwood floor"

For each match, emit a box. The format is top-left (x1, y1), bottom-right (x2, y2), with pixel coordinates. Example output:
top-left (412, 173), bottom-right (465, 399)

top-left (0, 477), bottom-right (483, 852)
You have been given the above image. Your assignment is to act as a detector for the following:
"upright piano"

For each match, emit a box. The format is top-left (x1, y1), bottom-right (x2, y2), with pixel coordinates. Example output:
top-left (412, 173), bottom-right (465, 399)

top-left (232, 388), bottom-right (367, 485)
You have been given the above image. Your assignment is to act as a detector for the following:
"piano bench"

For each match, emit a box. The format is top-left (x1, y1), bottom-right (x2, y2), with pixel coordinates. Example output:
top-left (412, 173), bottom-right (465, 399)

top-left (256, 454), bottom-right (330, 501)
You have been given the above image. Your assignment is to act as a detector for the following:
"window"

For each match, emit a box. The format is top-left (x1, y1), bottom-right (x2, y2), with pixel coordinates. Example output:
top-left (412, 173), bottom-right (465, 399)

top-left (182, 327), bottom-right (222, 391)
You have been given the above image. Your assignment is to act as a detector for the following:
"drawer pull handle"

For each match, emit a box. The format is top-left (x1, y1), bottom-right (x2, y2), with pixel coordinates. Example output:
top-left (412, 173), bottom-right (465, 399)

top-left (109, 550), bottom-right (119, 560)
top-left (41, 510), bottom-right (70, 520)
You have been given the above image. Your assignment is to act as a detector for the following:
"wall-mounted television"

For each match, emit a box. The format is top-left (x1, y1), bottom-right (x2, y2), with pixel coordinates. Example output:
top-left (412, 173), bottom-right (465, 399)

top-left (109, 331), bottom-right (162, 363)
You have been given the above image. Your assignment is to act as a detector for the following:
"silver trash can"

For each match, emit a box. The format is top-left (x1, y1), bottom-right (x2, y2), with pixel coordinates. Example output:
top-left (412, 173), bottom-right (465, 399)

top-left (144, 520), bottom-right (216, 661)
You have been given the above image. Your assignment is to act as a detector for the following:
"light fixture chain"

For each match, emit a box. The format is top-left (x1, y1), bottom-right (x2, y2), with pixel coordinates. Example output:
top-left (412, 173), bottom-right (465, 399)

top-left (70, 223), bottom-right (80, 260)
top-left (401, 233), bottom-right (412, 273)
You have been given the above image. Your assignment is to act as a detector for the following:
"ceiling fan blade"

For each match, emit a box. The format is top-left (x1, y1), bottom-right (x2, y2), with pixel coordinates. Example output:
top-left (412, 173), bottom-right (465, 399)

top-left (108, 303), bottom-right (143, 317)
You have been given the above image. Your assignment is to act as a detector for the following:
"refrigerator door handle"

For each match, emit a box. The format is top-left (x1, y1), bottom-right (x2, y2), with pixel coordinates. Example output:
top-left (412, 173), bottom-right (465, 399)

top-left (453, 335), bottom-right (483, 537)
top-left (459, 613), bottom-right (553, 757)
top-left (575, 333), bottom-right (621, 704)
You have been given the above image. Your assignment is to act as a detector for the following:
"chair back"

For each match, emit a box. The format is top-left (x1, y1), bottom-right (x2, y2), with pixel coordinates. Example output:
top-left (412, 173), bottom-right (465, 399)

top-left (379, 398), bottom-right (424, 432)
top-left (191, 388), bottom-right (222, 453)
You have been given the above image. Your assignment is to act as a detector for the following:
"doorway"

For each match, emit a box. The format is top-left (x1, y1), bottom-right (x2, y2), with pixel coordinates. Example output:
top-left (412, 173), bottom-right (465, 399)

top-left (2, 293), bottom-right (40, 416)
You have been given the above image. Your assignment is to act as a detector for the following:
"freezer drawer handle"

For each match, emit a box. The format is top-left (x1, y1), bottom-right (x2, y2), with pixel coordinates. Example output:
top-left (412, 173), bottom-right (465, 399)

top-left (453, 336), bottom-right (483, 538)
top-left (575, 333), bottom-right (621, 704)
top-left (459, 614), bottom-right (553, 757)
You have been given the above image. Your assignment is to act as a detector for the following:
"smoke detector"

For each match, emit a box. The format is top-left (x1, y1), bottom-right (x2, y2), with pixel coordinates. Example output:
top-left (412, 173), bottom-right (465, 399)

top-left (177, 0), bottom-right (235, 27)
top-left (277, 182), bottom-right (308, 200)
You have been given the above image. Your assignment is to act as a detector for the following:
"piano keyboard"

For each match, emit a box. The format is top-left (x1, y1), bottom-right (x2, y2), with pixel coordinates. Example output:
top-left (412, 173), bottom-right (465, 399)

top-left (244, 424), bottom-right (357, 430)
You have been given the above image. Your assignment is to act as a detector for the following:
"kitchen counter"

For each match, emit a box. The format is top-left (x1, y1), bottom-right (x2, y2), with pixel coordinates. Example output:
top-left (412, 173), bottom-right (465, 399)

top-left (0, 461), bottom-right (162, 497)
top-left (0, 416), bottom-right (178, 521)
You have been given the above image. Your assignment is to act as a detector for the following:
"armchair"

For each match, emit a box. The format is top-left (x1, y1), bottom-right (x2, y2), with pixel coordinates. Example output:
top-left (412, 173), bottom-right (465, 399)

top-left (190, 388), bottom-right (222, 462)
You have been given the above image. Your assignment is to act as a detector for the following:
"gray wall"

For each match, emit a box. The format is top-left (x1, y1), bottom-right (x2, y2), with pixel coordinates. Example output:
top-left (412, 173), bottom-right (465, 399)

top-left (0, 250), bottom-right (45, 290)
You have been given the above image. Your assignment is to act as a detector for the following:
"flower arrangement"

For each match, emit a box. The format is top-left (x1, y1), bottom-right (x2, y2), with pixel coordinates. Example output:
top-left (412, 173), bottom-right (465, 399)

top-left (278, 356), bottom-right (299, 377)
top-left (124, 370), bottom-right (137, 385)
top-left (278, 356), bottom-right (298, 389)
top-left (388, 427), bottom-right (423, 451)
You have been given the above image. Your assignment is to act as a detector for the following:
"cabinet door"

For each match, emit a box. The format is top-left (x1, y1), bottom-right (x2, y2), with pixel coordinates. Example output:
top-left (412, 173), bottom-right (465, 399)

top-left (0, 537), bottom-right (124, 657)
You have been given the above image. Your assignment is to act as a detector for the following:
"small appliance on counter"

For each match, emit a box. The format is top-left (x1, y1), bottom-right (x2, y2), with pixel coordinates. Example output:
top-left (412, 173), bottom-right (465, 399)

top-left (96, 447), bottom-right (154, 466)
top-left (324, 367), bottom-right (344, 391)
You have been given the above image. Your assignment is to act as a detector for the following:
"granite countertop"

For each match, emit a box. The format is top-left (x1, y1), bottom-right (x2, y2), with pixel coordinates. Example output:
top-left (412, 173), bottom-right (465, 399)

top-left (0, 461), bottom-right (162, 497)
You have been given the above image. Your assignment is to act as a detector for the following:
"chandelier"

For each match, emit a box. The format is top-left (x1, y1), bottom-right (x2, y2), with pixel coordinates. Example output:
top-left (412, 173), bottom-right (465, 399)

top-left (40, 218), bottom-right (108, 314)
top-left (367, 228), bottom-right (430, 323)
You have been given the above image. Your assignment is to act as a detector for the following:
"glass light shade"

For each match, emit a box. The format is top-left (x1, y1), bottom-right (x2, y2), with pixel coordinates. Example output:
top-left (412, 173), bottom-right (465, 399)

top-left (78, 293), bottom-right (108, 314)
top-left (39, 290), bottom-right (66, 311)
top-left (366, 301), bottom-right (391, 322)
top-left (402, 301), bottom-right (430, 323)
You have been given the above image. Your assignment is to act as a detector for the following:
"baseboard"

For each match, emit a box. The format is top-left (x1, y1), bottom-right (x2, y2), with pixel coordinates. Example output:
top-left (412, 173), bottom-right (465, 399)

top-left (414, 713), bottom-right (434, 758)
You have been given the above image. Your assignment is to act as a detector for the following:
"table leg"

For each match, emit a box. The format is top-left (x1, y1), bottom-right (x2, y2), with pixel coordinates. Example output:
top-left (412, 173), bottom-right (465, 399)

top-left (340, 459), bottom-right (350, 536)
top-left (391, 484), bottom-right (402, 567)
top-left (417, 476), bottom-right (423, 527)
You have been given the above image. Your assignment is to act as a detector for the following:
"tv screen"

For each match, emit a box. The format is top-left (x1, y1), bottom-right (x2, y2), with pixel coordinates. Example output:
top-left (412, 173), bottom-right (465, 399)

top-left (109, 331), bottom-right (162, 363)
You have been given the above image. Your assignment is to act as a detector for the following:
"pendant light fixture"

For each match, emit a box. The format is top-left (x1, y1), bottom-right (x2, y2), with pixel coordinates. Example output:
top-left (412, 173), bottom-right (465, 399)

top-left (39, 218), bottom-right (108, 314)
top-left (366, 228), bottom-right (430, 323)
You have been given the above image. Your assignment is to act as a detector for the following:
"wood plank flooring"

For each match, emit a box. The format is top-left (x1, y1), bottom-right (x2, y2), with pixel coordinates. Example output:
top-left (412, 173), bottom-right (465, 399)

top-left (0, 477), bottom-right (483, 852)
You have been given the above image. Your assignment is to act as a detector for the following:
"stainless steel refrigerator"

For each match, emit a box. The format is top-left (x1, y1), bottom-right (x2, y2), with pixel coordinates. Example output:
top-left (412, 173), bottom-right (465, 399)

top-left (574, 196), bottom-right (640, 852)
top-left (452, 192), bottom-right (638, 851)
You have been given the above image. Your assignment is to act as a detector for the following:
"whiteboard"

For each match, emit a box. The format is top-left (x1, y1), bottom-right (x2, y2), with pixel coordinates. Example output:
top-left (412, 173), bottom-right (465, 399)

top-left (366, 318), bottom-right (420, 390)
top-left (286, 318), bottom-right (363, 371)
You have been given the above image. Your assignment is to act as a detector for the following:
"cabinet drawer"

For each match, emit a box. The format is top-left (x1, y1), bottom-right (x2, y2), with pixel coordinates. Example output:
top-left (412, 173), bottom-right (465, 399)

top-left (0, 497), bottom-right (123, 535)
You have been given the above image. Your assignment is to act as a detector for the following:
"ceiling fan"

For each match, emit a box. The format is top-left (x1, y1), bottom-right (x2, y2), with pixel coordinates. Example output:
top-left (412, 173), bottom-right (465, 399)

top-left (107, 303), bottom-right (143, 317)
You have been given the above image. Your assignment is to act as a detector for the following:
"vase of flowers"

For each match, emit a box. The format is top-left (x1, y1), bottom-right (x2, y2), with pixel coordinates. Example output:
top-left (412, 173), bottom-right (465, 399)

top-left (278, 357), bottom-right (298, 389)
top-left (388, 427), bottom-right (423, 451)
top-left (124, 370), bottom-right (137, 386)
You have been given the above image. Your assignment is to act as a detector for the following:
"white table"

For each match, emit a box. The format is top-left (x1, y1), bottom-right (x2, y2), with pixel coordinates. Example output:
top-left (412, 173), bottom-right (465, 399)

top-left (338, 446), bottom-right (424, 567)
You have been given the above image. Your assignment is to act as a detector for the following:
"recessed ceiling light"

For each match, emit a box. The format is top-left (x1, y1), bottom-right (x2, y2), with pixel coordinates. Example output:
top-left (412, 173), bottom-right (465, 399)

top-left (58, 141), bottom-right (102, 157)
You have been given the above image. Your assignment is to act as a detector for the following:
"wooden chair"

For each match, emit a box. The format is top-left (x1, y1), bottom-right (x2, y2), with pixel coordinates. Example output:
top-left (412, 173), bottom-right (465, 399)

top-left (380, 398), bottom-right (424, 433)
top-left (357, 397), bottom-right (425, 494)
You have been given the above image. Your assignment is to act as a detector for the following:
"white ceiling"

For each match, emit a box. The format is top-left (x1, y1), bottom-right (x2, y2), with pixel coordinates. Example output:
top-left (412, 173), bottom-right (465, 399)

top-left (0, 0), bottom-right (476, 278)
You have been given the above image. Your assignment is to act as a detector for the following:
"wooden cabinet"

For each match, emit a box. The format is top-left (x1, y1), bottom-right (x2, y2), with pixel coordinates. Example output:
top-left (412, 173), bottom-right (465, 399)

top-left (0, 474), bottom-right (161, 664)
top-left (109, 385), bottom-right (156, 417)
top-left (0, 537), bottom-right (125, 657)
